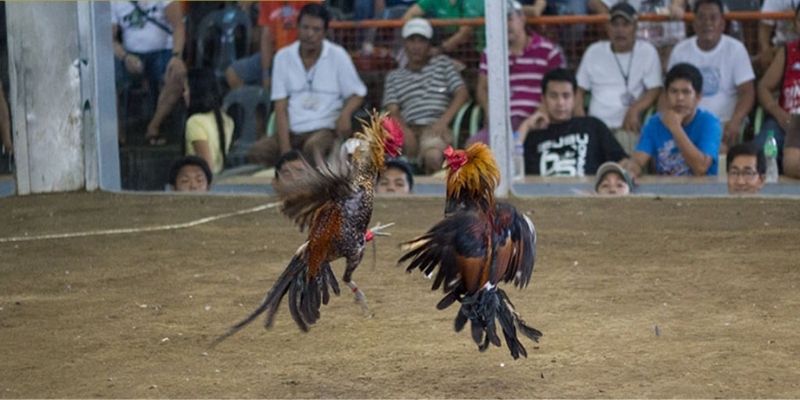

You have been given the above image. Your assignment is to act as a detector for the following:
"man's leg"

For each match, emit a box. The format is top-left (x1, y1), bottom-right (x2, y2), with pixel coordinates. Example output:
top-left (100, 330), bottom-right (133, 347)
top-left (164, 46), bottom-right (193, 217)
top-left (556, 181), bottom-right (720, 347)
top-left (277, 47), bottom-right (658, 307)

top-left (418, 125), bottom-right (452, 175)
top-left (783, 117), bottom-right (800, 178)
top-left (146, 50), bottom-right (187, 143)
top-left (247, 135), bottom-right (282, 167)
top-left (300, 129), bottom-right (337, 166)
top-left (225, 52), bottom-right (262, 90)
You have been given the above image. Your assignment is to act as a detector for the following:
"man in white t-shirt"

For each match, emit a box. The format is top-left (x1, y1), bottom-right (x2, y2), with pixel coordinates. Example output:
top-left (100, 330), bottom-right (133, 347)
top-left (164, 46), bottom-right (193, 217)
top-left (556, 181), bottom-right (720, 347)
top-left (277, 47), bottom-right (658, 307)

top-left (247, 4), bottom-right (367, 168)
top-left (112, 1), bottom-right (186, 146)
top-left (758, 0), bottom-right (799, 71)
top-left (668, 0), bottom-right (754, 153)
top-left (576, 2), bottom-right (663, 154)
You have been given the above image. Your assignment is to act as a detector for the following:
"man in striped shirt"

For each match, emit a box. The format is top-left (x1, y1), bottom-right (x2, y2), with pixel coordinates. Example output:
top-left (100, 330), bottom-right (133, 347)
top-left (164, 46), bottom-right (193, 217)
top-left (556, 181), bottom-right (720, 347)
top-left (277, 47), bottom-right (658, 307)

top-left (383, 18), bottom-right (470, 174)
top-left (470, 0), bottom-right (565, 146)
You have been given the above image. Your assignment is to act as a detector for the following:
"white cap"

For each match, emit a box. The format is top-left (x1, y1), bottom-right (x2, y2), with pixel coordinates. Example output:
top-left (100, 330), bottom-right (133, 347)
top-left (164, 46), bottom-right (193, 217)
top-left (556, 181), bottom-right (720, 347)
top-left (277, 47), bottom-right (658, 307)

top-left (402, 18), bottom-right (433, 40)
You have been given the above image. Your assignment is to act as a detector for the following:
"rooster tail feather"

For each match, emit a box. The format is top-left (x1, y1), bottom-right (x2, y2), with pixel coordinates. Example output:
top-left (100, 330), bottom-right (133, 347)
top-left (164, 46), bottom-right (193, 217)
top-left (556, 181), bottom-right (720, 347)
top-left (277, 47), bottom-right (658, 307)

top-left (452, 287), bottom-right (542, 359)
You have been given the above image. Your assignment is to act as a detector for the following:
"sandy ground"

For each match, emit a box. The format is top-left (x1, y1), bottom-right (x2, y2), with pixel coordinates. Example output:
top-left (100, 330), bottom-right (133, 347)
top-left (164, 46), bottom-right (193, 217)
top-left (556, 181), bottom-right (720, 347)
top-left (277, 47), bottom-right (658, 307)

top-left (1, 192), bottom-right (799, 398)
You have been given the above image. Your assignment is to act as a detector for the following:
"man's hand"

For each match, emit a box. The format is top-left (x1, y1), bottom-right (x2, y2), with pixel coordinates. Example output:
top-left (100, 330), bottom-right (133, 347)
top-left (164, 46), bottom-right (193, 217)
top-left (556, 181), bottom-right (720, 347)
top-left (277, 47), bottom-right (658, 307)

top-left (431, 119), bottom-right (449, 135)
top-left (722, 118), bottom-right (744, 148)
top-left (124, 54), bottom-right (144, 75)
top-left (336, 114), bottom-right (353, 138)
top-left (622, 108), bottom-right (643, 134)
top-left (660, 109), bottom-right (683, 134)
top-left (518, 110), bottom-right (550, 134)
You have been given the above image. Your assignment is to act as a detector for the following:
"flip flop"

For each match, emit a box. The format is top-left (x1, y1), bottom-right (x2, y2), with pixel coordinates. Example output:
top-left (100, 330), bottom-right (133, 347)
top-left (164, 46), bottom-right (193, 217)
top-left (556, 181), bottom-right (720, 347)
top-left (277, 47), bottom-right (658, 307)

top-left (148, 137), bottom-right (167, 146)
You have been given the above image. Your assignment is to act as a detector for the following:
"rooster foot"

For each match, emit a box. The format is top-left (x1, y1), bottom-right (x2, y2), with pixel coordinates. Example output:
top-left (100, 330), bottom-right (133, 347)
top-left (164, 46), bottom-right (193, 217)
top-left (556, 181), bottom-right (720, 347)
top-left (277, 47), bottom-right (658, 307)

top-left (347, 281), bottom-right (373, 318)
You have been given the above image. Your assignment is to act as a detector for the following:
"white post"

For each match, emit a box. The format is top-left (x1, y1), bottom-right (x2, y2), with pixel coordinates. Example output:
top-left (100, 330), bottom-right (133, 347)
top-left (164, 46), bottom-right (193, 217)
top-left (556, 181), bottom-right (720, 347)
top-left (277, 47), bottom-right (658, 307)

top-left (484, 0), bottom-right (512, 197)
top-left (7, 1), bottom-right (119, 195)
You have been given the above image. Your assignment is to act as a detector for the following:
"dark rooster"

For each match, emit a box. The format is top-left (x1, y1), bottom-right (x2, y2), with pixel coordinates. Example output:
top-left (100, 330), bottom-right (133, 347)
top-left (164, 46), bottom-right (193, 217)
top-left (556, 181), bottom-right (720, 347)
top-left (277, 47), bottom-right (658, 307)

top-left (214, 113), bottom-right (403, 344)
top-left (398, 143), bottom-right (541, 359)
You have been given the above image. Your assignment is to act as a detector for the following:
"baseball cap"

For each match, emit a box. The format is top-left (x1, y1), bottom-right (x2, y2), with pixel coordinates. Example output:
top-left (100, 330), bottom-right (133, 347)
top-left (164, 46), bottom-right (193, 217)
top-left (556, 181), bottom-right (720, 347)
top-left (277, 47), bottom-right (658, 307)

top-left (402, 18), bottom-right (433, 40)
top-left (609, 2), bottom-right (637, 22)
top-left (594, 161), bottom-right (634, 192)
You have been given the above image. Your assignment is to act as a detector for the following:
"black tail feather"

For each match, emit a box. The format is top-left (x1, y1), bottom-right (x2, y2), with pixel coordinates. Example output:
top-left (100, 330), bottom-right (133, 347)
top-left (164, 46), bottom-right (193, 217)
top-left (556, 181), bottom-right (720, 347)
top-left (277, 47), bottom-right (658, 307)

top-left (212, 254), bottom-right (340, 347)
top-left (453, 287), bottom-right (542, 359)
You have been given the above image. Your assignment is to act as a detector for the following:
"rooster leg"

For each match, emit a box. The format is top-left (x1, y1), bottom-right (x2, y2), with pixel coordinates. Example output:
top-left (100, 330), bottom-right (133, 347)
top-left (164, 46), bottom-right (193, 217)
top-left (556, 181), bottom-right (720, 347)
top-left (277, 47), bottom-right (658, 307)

top-left (343, 253), bottom-right (371, 317)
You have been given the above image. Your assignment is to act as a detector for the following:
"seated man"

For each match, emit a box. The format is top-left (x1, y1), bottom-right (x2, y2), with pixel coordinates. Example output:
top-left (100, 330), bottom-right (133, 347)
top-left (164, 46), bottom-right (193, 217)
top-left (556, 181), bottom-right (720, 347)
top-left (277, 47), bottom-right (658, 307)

top-left (630, 63), bottom-right (722, 176)
top-left (382, 18), bottom-right (469, 174)
top-left (595, 161), bottom-right (634, 196)
top-left (376, 158), bottom-right (415, 195)
top-left (168, 155), bottom-right (212, 192)
top-left (522, 68), bottom-right (630, 176)
top-left (247, 4), bottom-right (367, 168)
top-left (668, 0), bottom-right (755, 154)
top-left (573, 2), bottom-right (662, 155)
top-left (470, 0), bottom-right (565, 145)
top-left (112, 1), bottom-right (187, 145)
top-left (726, 142), bottom-right (765, 195)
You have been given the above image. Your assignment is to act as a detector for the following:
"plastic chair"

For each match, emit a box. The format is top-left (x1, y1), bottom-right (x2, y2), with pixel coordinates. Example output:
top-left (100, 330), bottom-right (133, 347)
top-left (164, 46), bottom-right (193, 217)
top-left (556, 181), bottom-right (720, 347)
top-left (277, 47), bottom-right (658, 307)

top-left (451, 101), bottom-right (472, 148)
top-left (222, 85), bottom-right (270, 167)
top-left (195, 7), bottom-right (252, 83)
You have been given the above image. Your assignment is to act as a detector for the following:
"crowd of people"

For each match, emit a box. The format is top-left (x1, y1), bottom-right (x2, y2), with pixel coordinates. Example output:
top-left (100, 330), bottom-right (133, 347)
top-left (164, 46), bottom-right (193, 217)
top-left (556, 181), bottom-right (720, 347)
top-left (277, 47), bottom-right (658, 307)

top-left (108, 0), bottom-right (800, 197)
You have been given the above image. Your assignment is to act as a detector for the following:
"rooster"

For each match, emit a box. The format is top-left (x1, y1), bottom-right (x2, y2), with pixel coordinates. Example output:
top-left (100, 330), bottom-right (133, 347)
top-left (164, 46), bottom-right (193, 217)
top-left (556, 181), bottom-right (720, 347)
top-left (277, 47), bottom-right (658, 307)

top-left (214, 113), bottom-right (404, 343)
top-left (398, 143), bottom-right (541, 359)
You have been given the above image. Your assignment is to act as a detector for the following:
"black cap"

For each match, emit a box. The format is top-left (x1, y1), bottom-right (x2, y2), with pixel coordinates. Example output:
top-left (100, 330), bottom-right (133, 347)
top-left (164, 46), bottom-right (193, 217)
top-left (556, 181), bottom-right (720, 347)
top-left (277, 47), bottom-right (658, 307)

top-left (609, 2), bottom-right (637, 21)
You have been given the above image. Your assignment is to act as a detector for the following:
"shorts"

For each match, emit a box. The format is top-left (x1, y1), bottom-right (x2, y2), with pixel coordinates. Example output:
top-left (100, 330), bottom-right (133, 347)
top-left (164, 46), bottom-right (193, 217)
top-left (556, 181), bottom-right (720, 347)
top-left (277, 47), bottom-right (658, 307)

top-left (114, 49), bottom-right (172, 93)
top-left (408, 124), bottom-right (451, 165)
top-left (229, 52), bottom-right (263, 85)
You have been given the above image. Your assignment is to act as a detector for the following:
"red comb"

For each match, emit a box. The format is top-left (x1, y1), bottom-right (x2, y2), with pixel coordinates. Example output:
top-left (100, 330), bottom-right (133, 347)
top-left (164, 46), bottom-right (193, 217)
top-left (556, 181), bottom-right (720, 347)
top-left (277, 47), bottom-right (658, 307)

top-left (381, 116), bottom-right (404, 157)
top-left (444, 146), bottom-right (467, 171)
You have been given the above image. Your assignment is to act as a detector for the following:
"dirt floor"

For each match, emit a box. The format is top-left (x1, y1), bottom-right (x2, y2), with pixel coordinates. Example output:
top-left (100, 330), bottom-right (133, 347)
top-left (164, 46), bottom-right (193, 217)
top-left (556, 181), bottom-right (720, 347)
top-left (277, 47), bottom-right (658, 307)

top-left (0, 192), bottom-right (799, 398)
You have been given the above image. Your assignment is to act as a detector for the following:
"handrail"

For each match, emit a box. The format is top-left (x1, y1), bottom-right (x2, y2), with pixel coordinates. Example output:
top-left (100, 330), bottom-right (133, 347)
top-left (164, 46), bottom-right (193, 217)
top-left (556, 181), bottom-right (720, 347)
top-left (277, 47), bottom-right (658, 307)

top-left (329, 11), bottom-right (794, 29)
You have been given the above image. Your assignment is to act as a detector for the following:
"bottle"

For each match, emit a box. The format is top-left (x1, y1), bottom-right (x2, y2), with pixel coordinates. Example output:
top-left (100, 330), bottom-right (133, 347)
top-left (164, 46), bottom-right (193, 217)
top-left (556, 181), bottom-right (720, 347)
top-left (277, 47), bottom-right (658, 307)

top-left (764, 130), bottom-right (779, 183)
top-left (512, 131), bottom-right (525, 181)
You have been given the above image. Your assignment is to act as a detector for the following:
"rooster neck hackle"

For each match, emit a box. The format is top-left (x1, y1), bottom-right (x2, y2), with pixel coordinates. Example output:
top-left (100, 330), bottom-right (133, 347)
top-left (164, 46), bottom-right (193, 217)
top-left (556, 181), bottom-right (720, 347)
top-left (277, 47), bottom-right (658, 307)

top-left (445, 143), bottom-right (501, 214)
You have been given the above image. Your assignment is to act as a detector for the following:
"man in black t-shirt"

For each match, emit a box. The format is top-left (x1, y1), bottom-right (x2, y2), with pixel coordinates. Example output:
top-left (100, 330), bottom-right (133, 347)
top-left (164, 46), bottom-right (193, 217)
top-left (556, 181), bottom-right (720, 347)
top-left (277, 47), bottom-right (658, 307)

top-left (522, 68), bottom-right (631, 176)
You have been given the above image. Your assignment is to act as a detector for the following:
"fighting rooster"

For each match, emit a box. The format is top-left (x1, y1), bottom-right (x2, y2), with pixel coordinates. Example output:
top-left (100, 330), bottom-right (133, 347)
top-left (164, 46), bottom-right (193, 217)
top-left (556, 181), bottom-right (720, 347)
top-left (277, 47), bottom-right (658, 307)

top-left (214, 113), bottom-right (403, 344)
top-left (398, 143), bottom-right (541, 359)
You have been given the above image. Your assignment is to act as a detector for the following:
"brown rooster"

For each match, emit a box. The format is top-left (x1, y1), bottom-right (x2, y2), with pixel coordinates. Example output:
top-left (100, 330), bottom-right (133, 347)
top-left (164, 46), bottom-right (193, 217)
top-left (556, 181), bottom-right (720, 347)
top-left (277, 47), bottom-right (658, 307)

top-left (398, 143), bottom-right (541, 359)
top-left (214, 113), bottom-right (404, 343)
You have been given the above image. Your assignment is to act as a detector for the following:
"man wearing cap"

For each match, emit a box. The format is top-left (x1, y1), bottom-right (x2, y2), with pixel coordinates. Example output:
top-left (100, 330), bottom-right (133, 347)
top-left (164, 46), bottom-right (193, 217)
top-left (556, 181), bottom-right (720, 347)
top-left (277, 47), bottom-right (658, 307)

top-left (469, 0), bottom-right (565, 146)
top-left (247, 4), bottom-right (366, 168)
top-left (595, 161), bottom-right (634, 195)
top-left (668, 0), bottom-right (755, 154)
top-left (573, 2), bottom-right (662, 155)
top-left (382, 18), bottom-right (470, 174)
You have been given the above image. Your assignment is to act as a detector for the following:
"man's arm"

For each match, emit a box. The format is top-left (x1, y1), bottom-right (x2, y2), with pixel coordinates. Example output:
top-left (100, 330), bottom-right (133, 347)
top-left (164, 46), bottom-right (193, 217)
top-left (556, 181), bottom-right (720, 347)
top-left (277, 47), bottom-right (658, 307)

top-left (274, 98), bottom-right (292, 155)
top-left (758, 47), bottom-right (790, 131)
top-left (627, 151), bottom-right (651, 177)
top-left (336, 95), bottom-right (365, 138)
top-left (724, 81), bottom-right (755, 147)
top-left (441, 26), bottom-right (474, 53)
top-left (623, 87), bottom-right (661, 133)
top-left (259, 26), bottom-right (274, 89)
top-left (662, 110), bottom-right (713, 175)
top-left (758, 22), bottom-right (776, 71)
top-left (402, 4), bottom-right (425, 20)
top-left (164, 2), bottom-right (186, 77)
top-left (574, 88), bottom-right (587, 117)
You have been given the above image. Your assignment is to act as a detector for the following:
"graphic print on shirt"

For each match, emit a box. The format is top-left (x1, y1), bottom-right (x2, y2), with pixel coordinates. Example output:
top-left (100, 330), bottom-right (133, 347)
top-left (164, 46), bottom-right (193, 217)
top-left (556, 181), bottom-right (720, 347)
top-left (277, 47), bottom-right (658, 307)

top-left (656, 139), bottom-right (690, 175)
top-left (537, 133), bottom-right (589, 176)
top-left (698, 66), bottom-right (720, 98)
top-left (121, 3), bottom-right (160, 29)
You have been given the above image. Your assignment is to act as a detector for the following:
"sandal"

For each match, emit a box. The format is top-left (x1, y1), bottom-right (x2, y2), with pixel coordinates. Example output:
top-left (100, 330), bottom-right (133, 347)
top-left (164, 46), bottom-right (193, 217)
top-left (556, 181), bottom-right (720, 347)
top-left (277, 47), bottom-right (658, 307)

top-left (147, 137), bottom-right (167, 146)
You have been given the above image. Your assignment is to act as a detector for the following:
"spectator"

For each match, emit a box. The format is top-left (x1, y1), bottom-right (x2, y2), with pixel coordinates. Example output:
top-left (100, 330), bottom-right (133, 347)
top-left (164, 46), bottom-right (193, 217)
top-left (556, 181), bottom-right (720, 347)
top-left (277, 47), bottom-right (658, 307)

top-left (595, 161), bottom-right (634, 195)
top-left (0, 83), bottom-right (11, 156)
top-left (376, 158), bottom-right (415, 194)
top-left (598, 0), bottom-right (688, 70)
top-left (273, 149), bottom-right (310, 185)
top-left (522, 68), bottom-right (631, 176)
top-left (667, 0), bottom-right (755, 154)
top-left (168, 155), bottom-right (212, 192)
top-left (247, 4), bottom-right (367, 168)
top-left (402, 0), bottom-right (485, 54)
top-left (757, 0), bottom-right (799, 72)
top-left (726, 142), bottom-right (765, 194)
top-left (382, 18), bottom-right (469, 174)
top-left (571, 2), bottom-right (662, 155)
top-left (225, 1), bottom-right (321, 91)
top-left (184, 68), bottom-right (234, 175)
top-left (469, 0), bottom-right (565, 145)
top-left (755, 4), bottom-right (800, 173)
top-left (112, 1), bottom-right (187, 146)
top-left (630, 63), bottom-right (722, 176)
